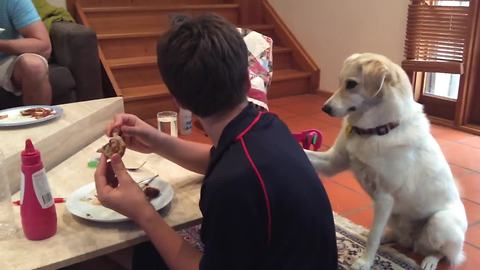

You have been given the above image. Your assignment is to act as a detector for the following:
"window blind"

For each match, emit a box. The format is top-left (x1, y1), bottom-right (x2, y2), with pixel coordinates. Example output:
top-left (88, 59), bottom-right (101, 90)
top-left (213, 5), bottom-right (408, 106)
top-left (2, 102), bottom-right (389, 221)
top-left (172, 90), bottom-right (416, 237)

top-left (402, 0), bottom-right (471, 74)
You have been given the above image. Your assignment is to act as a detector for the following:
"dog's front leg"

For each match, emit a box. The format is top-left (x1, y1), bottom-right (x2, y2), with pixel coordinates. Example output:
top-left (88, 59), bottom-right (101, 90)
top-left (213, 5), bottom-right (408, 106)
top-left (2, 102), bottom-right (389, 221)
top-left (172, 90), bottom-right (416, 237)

top-left (305, 144), bottom-right (349, 176)
top-left (353, 192), bottom-right (394, 270)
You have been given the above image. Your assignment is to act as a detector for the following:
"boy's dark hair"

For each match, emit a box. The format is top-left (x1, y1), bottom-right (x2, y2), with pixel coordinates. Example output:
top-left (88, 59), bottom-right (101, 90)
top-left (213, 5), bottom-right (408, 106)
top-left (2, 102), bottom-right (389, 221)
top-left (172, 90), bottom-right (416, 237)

top-left (157, 14), bottom-right (249, 117)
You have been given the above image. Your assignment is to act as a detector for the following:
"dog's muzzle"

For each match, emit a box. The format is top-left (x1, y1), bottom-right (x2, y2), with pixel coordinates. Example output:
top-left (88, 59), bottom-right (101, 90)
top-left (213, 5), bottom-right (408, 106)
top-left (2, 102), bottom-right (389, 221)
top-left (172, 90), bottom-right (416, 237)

top-left (322, 105), bottom-right (333, 115)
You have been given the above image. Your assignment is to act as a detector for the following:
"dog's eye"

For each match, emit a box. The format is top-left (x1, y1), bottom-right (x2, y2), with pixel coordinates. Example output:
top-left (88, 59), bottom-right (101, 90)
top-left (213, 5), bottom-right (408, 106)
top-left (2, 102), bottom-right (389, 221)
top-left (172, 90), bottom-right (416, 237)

top-left (346, 80), bottom-right (358, 90)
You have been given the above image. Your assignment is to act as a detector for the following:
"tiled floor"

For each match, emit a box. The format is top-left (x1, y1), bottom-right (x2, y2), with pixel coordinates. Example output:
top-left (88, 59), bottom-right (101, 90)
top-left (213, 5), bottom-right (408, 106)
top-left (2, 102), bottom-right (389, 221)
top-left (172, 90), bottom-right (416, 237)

top-left (185, 93), bottom-right (480, 269)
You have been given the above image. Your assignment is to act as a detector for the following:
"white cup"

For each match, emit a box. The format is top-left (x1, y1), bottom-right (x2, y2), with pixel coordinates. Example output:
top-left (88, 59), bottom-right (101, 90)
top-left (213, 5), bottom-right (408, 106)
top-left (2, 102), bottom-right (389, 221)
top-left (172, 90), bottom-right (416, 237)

top-left (157, 111), bottom-right (178, 137)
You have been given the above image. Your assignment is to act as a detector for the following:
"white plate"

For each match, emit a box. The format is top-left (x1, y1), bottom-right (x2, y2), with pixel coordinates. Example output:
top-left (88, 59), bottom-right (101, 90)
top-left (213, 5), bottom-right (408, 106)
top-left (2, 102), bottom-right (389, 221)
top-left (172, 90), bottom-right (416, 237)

top-left (0, 105), bottom-right (63, 127)
top-left (66, 177), bottom-right (174, 222)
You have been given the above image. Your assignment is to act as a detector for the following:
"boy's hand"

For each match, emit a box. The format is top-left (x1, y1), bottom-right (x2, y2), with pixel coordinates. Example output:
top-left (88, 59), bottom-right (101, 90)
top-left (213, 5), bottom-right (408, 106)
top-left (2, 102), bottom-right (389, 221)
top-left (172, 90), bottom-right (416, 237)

top-left (94, 154), bottom-right (155, 223)
top-left (107, 113), bottom-right (161, 154)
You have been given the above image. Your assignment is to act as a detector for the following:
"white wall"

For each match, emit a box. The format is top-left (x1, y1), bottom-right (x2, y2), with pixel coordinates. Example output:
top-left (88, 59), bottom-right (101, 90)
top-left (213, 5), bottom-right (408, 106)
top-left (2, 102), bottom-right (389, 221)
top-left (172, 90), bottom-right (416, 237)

top-left (269, 0), bottom-right (409, 92)
top-left (47, 0), bottom-right (66, 8)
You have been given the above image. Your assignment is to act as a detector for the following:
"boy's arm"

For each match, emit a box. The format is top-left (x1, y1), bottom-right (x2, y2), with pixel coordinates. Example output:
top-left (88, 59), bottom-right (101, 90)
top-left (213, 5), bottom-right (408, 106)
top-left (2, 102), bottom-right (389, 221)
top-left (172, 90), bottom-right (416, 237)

top-left (108, 113), bottom-right (212, 175)
top-left (95, 154), bottom-right (202, 270)
top-left (137, 208), bottom-right (202, 270)
top-left (152, 134), bottom-right (212, 175)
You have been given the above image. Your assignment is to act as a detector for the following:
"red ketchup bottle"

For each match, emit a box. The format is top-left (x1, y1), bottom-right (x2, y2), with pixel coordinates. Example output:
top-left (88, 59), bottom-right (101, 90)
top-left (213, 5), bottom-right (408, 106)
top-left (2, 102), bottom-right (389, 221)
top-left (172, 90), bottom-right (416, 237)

top-left (20, 139), bottom-right (57, 240)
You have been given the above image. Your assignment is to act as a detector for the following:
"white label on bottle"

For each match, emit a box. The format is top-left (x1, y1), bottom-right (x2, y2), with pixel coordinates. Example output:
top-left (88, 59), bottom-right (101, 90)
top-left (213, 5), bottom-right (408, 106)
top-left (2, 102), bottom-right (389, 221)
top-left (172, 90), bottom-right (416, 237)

top-left (20, 173), bottom-right (25, 205)
top-left (32, 169), bottom-right (53, 209)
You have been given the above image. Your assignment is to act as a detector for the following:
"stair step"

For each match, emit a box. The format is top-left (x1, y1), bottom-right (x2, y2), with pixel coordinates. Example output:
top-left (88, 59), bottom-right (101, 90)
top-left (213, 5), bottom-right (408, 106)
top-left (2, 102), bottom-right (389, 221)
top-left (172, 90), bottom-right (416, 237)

top-left (80, 0), bottom-right (225, 8)
top-left (108, 46), bottom-right (292, 68)
top-left (273, 69), bottom-right (310, 81)
top-left (97, 24), bottom-right (275, 40)
top-left (85, 4), bottom-right (240, 35)
top-left (270, 69), bottom-right (312, 98)
top-left (108, 56), bottom-right (157, 69)
top-left (121, 68), bottom-right (312, 117)
top-left (273, 46), bottom-right (294, 69)
top-left (122, 84), bottom-right (170, 101)
top-left (109, 55), bottom-right (301, 89)
top-left (119, 68), bottom-right (309, 100)
top-left (83, 3), bottom-right (240, 13)
top-left (275, 46), bottom-right (291, 54)
top-left (246, 24), bottom-right (274, 31)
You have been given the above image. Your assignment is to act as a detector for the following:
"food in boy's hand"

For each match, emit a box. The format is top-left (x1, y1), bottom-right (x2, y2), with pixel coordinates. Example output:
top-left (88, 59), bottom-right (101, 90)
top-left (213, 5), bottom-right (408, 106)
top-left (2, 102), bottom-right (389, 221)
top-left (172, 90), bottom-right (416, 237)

top-left (143, 186), bottom-right (160, 200)
top-left (97, 133), bottom-right (126, 158)
top-left (20, 107), bottom-right (54, 119)
top-left (105, 161), bottom-right (119, 188)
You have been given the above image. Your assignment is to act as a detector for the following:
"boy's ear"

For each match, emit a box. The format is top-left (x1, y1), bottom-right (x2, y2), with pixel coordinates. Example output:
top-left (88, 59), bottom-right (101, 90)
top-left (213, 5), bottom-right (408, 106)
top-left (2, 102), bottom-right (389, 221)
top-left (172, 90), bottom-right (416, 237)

top-left (245, 74), bottom-right (251, 91)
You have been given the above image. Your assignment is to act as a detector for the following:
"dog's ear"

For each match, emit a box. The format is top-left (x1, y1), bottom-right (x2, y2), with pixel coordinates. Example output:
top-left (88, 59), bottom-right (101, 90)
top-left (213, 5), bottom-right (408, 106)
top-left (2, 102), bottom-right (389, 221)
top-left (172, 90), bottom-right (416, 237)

top-left (362, 60), bottom-right (391, 97)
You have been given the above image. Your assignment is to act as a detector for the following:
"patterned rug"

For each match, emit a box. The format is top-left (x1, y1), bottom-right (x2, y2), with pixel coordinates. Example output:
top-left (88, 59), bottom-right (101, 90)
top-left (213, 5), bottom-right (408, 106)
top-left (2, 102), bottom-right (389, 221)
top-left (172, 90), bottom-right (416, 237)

top-left (178, 213), bottom-right (419, 270)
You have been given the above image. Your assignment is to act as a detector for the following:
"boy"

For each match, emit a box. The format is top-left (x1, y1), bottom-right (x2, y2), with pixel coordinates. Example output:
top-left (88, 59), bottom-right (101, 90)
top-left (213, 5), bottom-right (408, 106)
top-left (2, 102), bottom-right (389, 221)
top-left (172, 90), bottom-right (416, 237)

top-left (95, 14), bottom-right (337, 270)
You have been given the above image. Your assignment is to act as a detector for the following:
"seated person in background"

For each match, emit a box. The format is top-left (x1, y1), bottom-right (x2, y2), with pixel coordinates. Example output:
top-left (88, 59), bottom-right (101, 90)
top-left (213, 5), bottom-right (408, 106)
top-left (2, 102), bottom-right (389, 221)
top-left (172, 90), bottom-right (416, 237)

top-left (94, 14), bottom-right (337, 270)
top-left (0, 0), bottom-right (52, 105)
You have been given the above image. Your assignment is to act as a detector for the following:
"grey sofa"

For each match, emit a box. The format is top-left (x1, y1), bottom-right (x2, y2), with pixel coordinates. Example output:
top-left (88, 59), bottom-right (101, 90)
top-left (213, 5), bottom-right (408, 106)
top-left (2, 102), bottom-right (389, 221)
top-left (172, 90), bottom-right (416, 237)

top-left (0, 22), bottom-right (103, 109)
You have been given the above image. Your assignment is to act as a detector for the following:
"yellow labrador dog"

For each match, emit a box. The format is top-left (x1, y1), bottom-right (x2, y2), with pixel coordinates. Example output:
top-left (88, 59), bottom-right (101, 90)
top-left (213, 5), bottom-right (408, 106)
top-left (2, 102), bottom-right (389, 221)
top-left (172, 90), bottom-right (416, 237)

top-left (306, 53), bottom-right (467, 270)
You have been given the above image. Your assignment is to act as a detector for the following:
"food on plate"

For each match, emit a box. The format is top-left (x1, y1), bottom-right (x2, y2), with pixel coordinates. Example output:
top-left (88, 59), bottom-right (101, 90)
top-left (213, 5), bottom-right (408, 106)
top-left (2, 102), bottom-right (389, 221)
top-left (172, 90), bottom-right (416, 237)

top-left (97, 133), bottom-right (126, 159)
top-left (20, 107), bottom-right (54, 119)
top-left (143, 186), bottom-right (160, 200)
top-left (0, 114), bottom-right (7, 120)
top-left (81, 196), bottom-right (101, 205)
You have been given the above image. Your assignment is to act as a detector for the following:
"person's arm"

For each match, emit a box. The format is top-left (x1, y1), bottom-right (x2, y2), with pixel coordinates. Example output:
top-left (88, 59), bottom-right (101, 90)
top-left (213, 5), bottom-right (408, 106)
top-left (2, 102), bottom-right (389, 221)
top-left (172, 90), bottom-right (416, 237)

top-left (0, 21), bottom-right (51, 59)
top-left (107, 113), bottom-right (211, 174)
top-left (95, 154), bottom-right (202, 270)
top-left (137, 206), bottom-right (202, 270)
top-left (151, 133), bottom-right (211, 174)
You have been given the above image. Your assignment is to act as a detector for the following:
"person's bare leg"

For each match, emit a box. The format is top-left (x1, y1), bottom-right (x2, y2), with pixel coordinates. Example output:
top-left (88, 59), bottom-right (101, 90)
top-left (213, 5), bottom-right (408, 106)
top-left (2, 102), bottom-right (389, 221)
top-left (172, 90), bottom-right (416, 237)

top-left (12, 54), bottom-right (52, 105)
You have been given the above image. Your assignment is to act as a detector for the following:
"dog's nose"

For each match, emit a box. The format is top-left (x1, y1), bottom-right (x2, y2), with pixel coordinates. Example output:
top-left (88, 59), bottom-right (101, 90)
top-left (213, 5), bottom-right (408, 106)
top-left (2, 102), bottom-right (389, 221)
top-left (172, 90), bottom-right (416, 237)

top-left (322, 105), bottom-right (333, 115)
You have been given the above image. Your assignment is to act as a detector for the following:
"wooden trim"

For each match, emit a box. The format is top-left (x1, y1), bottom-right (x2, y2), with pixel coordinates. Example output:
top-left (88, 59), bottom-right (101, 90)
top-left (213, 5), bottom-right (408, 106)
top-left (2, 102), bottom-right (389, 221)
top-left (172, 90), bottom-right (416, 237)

top-left (402, 60), bottom-right (464, 74)
top-left (262, 0), bottom-right (320, 92)
top-left (461, 0), bottom-right (480, 126)
top-left (67, 0), bottom-right (76, 16)
top-left (459, 124), bottom-right (480, 136)
top-left (427, 115), bottom-right (455, 128)
top-left (454, 0), bottom-right (476, 126)
top-left (419, 94), bottom-right (456, 121)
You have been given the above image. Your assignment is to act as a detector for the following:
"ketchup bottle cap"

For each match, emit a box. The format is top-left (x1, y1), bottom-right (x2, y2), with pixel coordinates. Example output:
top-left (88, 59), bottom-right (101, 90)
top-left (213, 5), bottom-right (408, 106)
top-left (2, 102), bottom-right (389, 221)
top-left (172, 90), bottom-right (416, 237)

top-left (21, 139), bottom-right (41, 166)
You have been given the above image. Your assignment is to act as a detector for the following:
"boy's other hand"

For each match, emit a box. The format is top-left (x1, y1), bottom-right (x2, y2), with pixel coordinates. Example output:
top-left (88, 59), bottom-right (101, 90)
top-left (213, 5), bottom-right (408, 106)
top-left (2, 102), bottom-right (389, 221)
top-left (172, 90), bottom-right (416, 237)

top-left (94, 154), bottom-right (155, 223)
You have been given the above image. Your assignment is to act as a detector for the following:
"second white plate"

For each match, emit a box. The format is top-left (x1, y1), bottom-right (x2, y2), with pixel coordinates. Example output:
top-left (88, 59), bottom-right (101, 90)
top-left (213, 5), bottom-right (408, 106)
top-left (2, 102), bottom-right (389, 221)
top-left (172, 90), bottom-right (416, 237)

top-left (0, 105), bottom-right (63, 127)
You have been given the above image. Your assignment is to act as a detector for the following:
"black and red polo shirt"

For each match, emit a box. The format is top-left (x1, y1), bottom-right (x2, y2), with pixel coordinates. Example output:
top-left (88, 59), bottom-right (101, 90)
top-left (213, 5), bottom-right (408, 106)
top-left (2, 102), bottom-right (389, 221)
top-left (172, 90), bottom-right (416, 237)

top-left (199, 103), bottom-right (337, 270)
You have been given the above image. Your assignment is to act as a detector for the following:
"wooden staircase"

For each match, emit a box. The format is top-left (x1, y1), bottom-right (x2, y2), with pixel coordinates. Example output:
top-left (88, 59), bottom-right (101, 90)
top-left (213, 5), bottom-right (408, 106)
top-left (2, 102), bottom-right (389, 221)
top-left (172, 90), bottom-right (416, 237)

top-left (74, 0), bottom-right (319, 123)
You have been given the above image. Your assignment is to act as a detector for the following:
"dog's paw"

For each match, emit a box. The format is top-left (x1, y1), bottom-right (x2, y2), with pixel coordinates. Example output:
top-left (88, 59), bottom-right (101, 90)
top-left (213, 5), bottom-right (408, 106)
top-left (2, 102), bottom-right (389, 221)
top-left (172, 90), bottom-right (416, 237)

top-left (351, 257), bottom-right (373, 270)
top-left (421, 255), bottom-right (440, 270)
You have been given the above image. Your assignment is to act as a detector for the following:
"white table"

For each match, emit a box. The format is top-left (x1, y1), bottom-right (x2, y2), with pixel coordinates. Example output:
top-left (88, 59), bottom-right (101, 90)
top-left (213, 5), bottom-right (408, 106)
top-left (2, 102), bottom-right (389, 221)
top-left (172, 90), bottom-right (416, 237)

top-left (0, 99), bottom-right (204, 269)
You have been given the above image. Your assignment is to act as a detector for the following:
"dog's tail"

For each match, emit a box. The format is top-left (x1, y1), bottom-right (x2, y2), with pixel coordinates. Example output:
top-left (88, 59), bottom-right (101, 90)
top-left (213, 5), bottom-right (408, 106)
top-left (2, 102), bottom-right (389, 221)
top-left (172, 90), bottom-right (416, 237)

top-left (424, 209), bottom-right (466, 266)
top-left (443, 236), bottom-right (465, 266)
